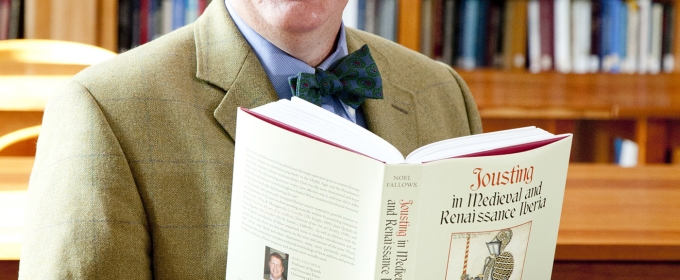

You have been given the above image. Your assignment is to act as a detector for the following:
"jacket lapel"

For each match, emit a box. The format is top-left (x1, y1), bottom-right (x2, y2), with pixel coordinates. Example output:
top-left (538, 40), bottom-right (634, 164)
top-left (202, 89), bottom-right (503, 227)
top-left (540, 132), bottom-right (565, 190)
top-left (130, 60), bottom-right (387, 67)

top-left (194, 3), bottom-right (420, 156)
top-left (194, 0), bottom-right (278, 140)
top-left (346, 30), bottom-right (421, 156)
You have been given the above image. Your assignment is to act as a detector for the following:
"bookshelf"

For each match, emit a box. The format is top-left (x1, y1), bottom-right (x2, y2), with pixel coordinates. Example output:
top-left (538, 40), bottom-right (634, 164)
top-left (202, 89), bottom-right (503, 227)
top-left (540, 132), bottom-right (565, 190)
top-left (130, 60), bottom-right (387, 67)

top-left (397, 0), bottom-right (680, 165)
top-left (459, 70), bottom-right (680, 164)
top-left (14, 0), bottom-right (680, 164)
top-left (3, 2), bottom-right (680, 279)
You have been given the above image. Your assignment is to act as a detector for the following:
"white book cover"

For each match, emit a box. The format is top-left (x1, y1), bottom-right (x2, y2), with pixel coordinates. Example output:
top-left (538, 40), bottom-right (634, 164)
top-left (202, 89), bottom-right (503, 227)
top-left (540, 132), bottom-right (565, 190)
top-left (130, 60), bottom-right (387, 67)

top-left (225, 98), bottom-right (573, 280)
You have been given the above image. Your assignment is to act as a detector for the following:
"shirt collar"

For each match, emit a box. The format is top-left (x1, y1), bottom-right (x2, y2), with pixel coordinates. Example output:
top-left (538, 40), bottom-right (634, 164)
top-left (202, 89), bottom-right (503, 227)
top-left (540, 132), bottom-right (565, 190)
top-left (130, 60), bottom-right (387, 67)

top-left (224, 0), bottom-right (349, 99)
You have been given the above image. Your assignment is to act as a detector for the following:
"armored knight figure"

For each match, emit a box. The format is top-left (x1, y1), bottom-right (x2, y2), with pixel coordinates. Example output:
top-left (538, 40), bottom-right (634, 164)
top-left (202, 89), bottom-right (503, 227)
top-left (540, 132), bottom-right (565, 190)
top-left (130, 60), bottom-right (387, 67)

top-left (461, 229), bottom-right (514, 280)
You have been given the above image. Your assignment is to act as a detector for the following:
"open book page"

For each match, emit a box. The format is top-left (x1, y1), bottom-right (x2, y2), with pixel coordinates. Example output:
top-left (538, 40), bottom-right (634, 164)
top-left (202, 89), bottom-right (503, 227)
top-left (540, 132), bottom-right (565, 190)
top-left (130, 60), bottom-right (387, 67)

top-left (375, 136), bottom-right (572, 279)
top-left (227, 109), bottom-right (387, 279)
top-left (252, 98), bottom-right (568, 164)
top-left (405, 127), bottom-right (561, 163)
top-left (253, 98), bottom-right (404, 164)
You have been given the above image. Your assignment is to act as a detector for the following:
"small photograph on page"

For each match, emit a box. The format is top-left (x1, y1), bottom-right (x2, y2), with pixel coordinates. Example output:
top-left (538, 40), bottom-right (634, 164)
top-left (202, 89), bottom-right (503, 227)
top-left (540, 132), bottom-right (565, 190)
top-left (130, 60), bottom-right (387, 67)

top-left (445, 222), bottom-right (532, 280)
top-left (264, 246), bottom-right (289, 280)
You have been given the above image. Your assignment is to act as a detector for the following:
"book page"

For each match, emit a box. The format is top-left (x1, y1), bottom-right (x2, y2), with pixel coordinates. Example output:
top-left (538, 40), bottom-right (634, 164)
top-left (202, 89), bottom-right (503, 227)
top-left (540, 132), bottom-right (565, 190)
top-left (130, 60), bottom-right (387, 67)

top-left (405, 127), bottom-right (562, 163)
top-left (227, 109), bottom-right (387, 280)
top-left (252, 99), bottom-right (567, 165)
top-left (377, 136), bottom-right (572, 280)
top-left (252, 98), bottom-right (404, 163)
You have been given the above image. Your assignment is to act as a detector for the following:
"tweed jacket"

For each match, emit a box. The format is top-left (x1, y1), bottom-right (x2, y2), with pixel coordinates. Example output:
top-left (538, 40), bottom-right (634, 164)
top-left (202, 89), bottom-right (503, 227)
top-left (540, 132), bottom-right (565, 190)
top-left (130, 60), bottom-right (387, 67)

top-left (19, 1), bottom-right (481, 279)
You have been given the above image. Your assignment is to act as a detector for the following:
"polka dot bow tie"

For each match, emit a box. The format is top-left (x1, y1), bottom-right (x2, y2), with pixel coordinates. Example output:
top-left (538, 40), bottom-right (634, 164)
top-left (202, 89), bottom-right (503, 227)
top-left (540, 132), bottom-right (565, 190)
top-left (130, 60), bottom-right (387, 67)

top-left (287, 44), bottom-right (383, 109)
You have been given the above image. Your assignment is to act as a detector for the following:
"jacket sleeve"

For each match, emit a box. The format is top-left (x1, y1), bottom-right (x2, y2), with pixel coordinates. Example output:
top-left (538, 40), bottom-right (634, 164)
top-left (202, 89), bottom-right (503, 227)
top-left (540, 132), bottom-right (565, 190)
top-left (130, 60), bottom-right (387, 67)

top-left (19, 81), bottom-right (152, 279)
top-left (444, 62), bottom-right (483, 135)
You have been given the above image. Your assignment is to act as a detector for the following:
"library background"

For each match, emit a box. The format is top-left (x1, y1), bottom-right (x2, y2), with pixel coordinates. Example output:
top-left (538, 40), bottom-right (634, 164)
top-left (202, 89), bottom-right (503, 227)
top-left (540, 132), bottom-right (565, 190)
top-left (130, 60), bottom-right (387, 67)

top-left (1, 0), bottom-right (679, 279)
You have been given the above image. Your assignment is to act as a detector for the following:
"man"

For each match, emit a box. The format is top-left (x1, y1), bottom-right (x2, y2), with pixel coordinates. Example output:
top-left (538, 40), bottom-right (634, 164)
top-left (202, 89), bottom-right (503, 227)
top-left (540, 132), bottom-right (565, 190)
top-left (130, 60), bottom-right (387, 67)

top-left (267, 253), bottom-right (286, 280)
top-left (20, 0), bottom-right (481, 278)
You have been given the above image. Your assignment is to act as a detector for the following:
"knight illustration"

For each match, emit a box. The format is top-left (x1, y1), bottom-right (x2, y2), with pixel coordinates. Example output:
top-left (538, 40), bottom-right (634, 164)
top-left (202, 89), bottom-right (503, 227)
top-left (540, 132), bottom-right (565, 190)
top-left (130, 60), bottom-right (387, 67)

top-left (461, 229), bottom-right (514, 280)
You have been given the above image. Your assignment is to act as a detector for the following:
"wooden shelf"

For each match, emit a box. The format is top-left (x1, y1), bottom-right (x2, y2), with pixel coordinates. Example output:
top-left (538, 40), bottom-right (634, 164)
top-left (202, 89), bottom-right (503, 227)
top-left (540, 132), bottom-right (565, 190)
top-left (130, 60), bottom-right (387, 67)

top-left (459, 70), bottom-right (680, 164)
top-left (460, 70), bottom-right (680, 120)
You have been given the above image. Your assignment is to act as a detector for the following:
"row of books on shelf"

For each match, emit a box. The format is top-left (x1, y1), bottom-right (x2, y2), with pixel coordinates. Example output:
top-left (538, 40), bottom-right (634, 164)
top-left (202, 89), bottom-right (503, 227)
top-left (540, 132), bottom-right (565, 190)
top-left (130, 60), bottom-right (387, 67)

top-left (0, 0), bottom-right (22, 40)
top-left (344, 0), bottom-right (677, 74)
top-left (117, 0), bottom-right (213, 52)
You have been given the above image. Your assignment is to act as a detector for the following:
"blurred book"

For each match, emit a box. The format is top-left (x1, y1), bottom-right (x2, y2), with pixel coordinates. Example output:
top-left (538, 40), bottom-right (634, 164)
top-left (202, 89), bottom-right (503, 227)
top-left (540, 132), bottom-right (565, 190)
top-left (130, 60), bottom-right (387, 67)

top-left (614, 137), bottom-right (638, 167)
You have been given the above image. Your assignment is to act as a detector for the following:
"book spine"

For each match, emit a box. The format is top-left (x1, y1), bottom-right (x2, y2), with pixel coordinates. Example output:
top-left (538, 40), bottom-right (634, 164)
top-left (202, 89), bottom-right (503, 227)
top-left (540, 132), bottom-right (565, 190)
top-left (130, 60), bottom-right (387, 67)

top-left (131, 0), bottom-right (141, 48)
top-left (0, 0), bottom-right (10, 40)
top-left (589, 0), bottom-right (603, 72)
top-left (172, 0), bottom-right (185, 30)
top-left (601, 0), bottom-right (624, 73)
top-left (432, 0), bottom-right (444, 61)
top-left (661, 1), bottom-right (674, 73)
top-left (162, 0), bottom-right (173, 35)
top-left (377, 0), bottom-right (398, 41)
top-left (457, 0), bottom-right (479, 69)
top-left (475, 0), bottom-right (490, 67)
top-left (149, 0), bottom-right (160, 41)
top-left (373, 164), bottom-right (423, 280)
top-left (619, 2), bottom-right (628, 71)
top-left (8, 0), bottom-right (21, 39)
top-left (673, 0), bottom-right (680, 73)
top-left (503, 0), bottom-right (528, 70)
top-left (622, 0), bottom-right (639, 73)
top-left (485, 1), bottom-right (503, 68)
top-left (527, 0), bottom-right (542, 72)
top-left (364, 0), bottom-right (376, 33)
top-left (185, 0), bottom-right (199, 24)
top-left (538, 0), bottom-right (554, 71)
top-left (356, 0), bottom-right (366, 30)
top-left (118, 0), bottom-right (133, 52)
top-left (648, 2), bottom-right (663, 74)
top-left (571, 0), bottom-right (593, 73)
top-left (396, 0), bottom-right (421, 48)
top-left (553, 0), bottom-right (571, 73)
top-left (343, 0), bottom-right (359, 29)
top-left (441, 0), bottom-right (456, 65)
top-left (140, 0), bottom-right (150, 45)
top-left (198, 0), bottom-right (206, 15)
top-left (637, 0), bottom-right (651, 73)
top-left (420, 0), bottom-right (433, 57)
top-left (599, 0), bottom-right (610, 71)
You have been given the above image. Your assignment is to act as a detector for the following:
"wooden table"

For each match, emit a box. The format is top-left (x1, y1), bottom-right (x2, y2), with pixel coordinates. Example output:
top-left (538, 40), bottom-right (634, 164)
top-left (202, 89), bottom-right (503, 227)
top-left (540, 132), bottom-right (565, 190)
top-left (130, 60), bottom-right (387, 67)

top-left (1, 159), bottom-right (679, 263)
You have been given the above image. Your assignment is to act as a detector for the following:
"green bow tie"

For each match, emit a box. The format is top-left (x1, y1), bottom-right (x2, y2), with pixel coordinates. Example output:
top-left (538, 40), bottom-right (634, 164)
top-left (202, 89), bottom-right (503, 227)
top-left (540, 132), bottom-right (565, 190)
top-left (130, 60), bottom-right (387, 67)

top-left (288, 44), bottom-right (383, 109)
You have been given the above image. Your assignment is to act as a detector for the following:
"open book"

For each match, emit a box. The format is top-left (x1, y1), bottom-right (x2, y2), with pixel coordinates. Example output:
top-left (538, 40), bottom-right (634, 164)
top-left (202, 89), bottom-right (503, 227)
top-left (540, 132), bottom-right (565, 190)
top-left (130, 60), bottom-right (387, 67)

top-left (226, 98), bottom-right (572, 280)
